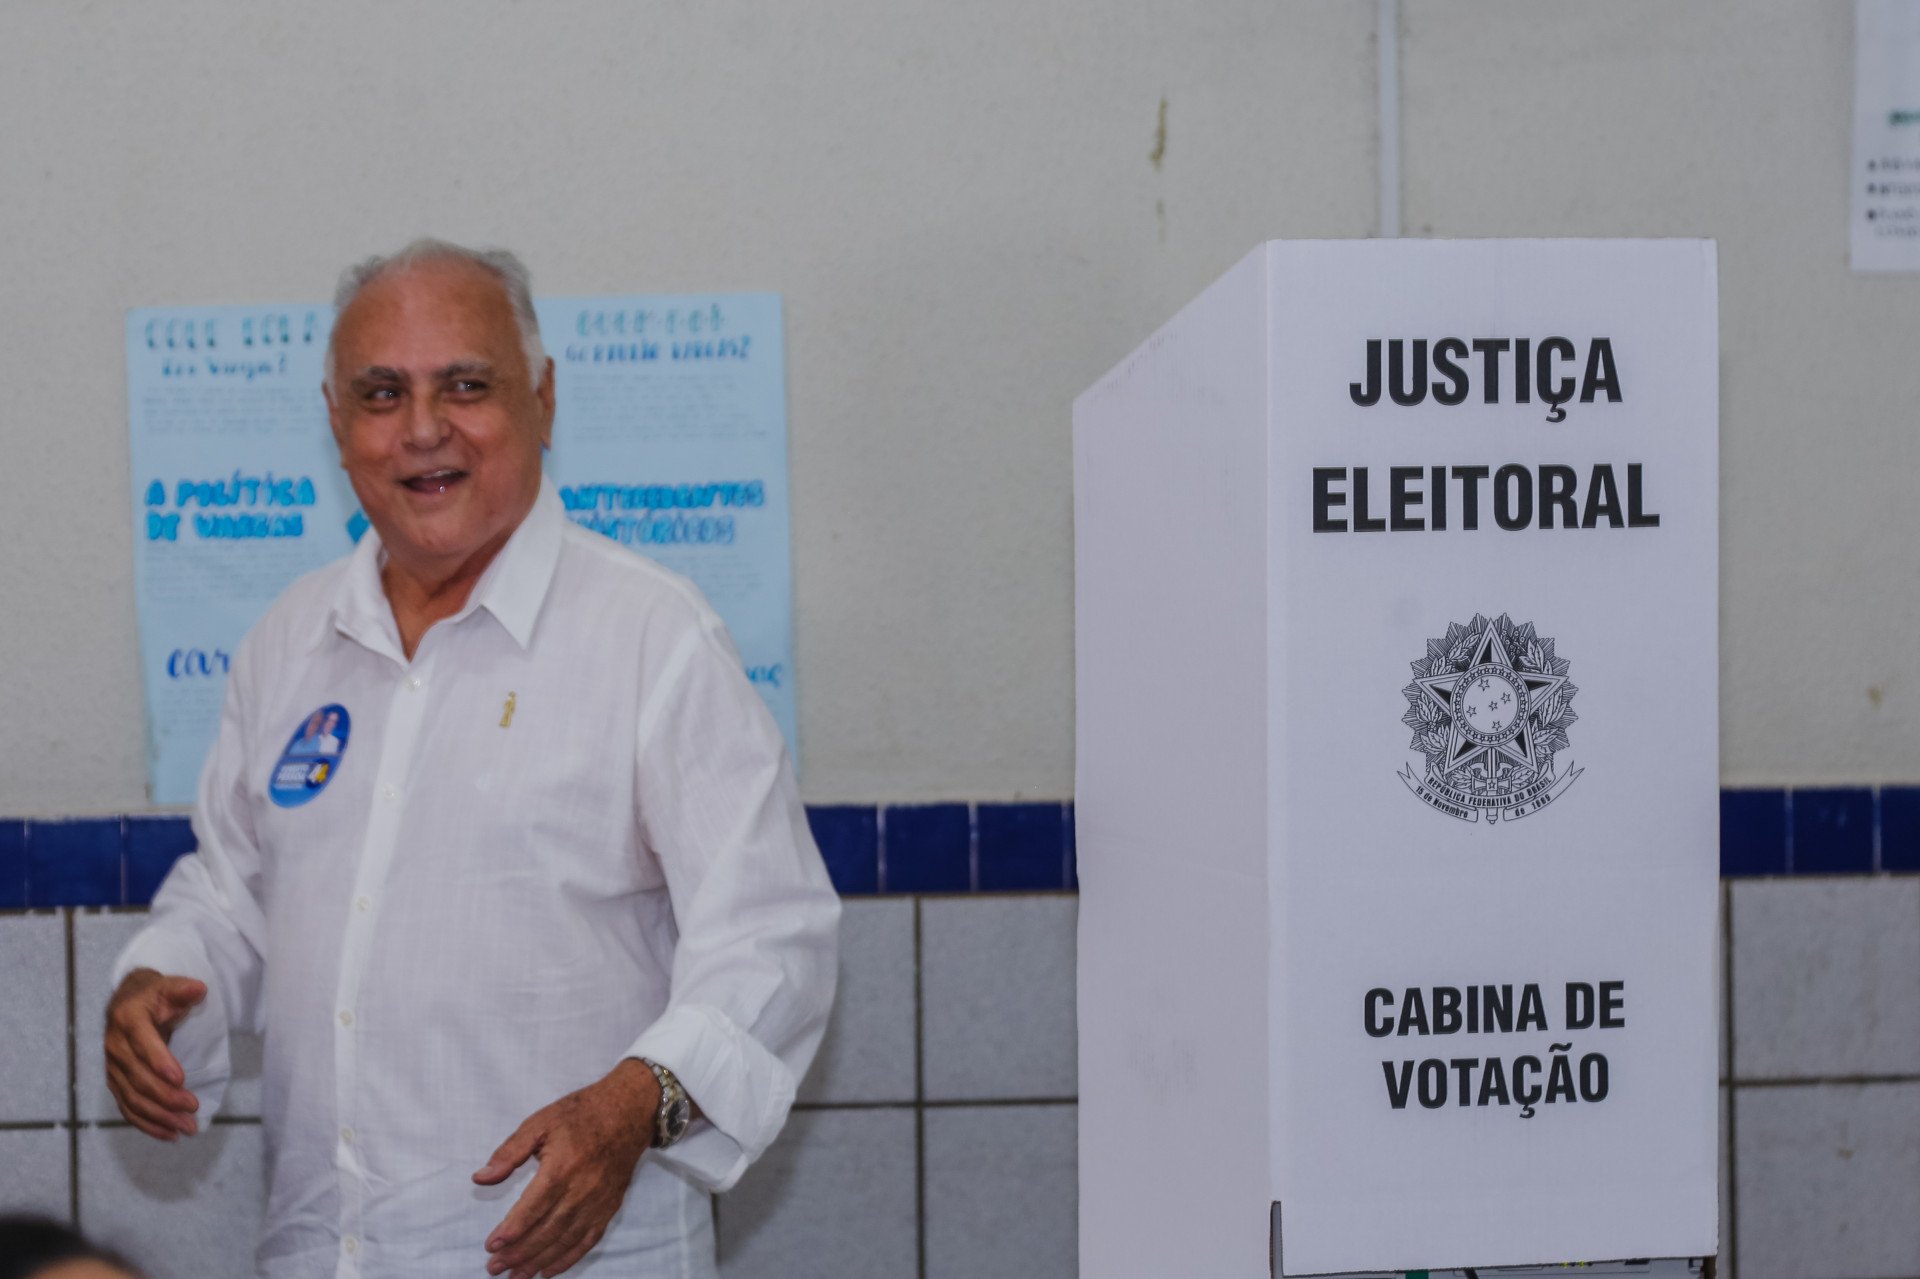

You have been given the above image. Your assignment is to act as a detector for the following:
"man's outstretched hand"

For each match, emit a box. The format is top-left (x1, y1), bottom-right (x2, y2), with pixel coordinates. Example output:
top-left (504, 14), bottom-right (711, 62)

top-left (103, 968), bottom-right (207, 1141)
top-left (473, 1058), bottom-right (661, 1279)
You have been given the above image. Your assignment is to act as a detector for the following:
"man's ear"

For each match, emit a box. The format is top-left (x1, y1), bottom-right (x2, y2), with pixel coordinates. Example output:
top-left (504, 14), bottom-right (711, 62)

top-left (322, 381), bottom-right (348, 455)
top-left (536, 356), bottom-right (557, 448)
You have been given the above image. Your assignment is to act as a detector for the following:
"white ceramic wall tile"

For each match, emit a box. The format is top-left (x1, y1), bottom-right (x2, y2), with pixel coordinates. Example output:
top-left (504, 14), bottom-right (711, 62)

top-left (924, 1105), bottom-right (1076, 1279)
top-left (1735, 1083), bottom-right (1920, 1279)
top-left (1731, 878), bottom-right (1920, 1079)
top-left (1719, 1086), bottom-right (1732, 1279)
top-left (920, 896), bottom-right (1076, 1101)
top-left (1728, 883), bottom-right (1743, 1083)
top-left (79, 1122), bottom-right (266, 1279)
top-left (717, 1108), bottom-right (916, 1279)
top-left (797, 898), bottom-right (916, 1104)
top-left (74, 910), bottom-right (264, 1122)
top-left (0, 913), bottom-right (71, 1122)
top-left (0, 1126), bottom-right (71, 1220)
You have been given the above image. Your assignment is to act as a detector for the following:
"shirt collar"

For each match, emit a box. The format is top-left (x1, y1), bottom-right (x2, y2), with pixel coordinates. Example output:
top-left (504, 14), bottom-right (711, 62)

top-left (323, 478), bottom-right (566, 658)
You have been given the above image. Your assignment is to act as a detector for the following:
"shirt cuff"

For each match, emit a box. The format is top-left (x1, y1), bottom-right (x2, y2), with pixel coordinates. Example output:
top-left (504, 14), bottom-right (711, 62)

top-left (625, 1003), bottom-right (797, 1193)
top-left (110, 926), bottom-right (233, 1120)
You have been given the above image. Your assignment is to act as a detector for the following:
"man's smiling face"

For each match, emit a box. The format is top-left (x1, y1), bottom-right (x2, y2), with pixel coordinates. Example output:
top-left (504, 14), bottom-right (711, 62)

top-left (324, 256), bottom-right (554, 585)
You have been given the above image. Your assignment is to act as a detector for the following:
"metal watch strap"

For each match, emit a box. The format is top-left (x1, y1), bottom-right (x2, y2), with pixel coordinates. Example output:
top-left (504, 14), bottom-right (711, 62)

top-left (640, 1058), bottom-right (691, 1150)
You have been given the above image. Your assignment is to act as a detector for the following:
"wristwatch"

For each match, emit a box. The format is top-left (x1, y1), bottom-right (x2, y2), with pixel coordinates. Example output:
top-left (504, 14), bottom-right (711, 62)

top-left (640, 1058), bottom-right (692, 1150)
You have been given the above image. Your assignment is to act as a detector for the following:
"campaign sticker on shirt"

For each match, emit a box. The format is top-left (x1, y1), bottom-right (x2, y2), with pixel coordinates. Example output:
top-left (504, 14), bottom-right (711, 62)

top-left (268, 704), bottom-right (352, 808)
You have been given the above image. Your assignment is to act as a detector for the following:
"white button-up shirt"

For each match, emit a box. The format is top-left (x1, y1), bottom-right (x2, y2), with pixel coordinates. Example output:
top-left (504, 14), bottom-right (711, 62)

top-left (114, 481), bottom-right (839, 1278)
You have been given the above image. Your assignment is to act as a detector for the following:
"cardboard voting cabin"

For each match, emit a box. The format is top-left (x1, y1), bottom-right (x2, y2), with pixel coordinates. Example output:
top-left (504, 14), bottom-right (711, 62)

top-left (1073, 241), bottom-right (1719, 1278)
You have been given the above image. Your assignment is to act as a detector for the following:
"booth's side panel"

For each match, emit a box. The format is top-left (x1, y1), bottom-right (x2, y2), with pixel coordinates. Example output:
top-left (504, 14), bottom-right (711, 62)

top-left (1265, 239), bottom-right (1721, 1275)
top-left (1074, 246), bottom-right (1273, 1279)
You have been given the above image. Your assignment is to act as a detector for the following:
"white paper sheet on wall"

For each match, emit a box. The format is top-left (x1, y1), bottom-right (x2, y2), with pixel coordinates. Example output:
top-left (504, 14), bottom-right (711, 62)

top-left (1853, 0), bottom-right (1920, 270)
top-left (127, 293), bottom-right (796, 805)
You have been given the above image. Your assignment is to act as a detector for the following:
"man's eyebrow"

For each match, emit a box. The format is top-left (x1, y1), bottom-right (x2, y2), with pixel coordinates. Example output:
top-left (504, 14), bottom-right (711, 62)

top-left (347, 366), bottom-right (405, 390)
top-left (436, 360), bottom-right (497, 382)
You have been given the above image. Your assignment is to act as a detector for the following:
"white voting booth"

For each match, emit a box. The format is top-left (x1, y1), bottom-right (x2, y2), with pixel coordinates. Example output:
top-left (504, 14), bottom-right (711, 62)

top-left (1073, 241), bottom-right (1719, 1278)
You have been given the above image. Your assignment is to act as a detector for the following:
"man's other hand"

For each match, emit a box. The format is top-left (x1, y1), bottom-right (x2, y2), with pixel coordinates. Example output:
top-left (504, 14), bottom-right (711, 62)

top-left (103, 968), bottom-right (206, 1141)
top-left (472, 1059), bottom-right (660, 1278)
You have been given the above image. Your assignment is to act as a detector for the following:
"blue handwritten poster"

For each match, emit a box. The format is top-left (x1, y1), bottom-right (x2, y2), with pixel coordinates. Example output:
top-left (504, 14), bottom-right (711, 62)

top-left (127, 293), bottom-right (796, 804)
top-left (127, 304), bottom-right (354, 803)
top-left (538, 293), bottom-right (797, 752)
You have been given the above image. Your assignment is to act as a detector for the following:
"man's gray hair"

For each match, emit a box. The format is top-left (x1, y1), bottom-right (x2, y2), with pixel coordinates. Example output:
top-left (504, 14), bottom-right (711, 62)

top-left (325, 238), bottom-right (547, 392)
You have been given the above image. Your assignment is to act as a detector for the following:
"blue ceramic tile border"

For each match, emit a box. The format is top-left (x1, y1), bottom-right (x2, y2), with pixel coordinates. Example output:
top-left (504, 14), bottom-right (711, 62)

top-left (27, 819), bottom-right (124, 908)
top-left (880, 804), bottom-right (971, 894)
top-left (2, 789), bottom-right (1915, 908)
top-left (0, 820), bottom-right (26, 909)
top-left (1790, 788), bottom-right (1874, 874)
top-left (1720, 790), bottom-right (1786, 877)
top-left (807, 805), bottom-right (879, 895)
top-left (976, 803), bottom-right (1070, 891)
top-left (1883, 787), bottom-right (1920, 873)
top-left (126, 816), bottom-right (196, 906)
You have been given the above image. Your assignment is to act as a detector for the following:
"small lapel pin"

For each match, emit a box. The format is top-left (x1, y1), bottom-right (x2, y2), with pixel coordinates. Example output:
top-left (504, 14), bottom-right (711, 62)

top-left (500, 692), bottom-right (517, 728)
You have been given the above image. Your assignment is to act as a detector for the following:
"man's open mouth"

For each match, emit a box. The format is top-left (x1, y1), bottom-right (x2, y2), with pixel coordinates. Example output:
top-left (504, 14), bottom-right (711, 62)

top-left (401, 469), bottom-right (467, 494)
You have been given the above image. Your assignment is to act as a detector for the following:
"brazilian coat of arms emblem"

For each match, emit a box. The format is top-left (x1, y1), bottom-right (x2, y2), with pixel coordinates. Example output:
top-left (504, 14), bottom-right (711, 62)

top-left (1399, 613), bottom-right (1582, 824)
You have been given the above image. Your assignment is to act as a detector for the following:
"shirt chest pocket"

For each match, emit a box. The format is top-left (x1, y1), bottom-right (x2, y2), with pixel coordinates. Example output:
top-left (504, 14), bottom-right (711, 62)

top-left (417, 683), bottom-right (654, 898)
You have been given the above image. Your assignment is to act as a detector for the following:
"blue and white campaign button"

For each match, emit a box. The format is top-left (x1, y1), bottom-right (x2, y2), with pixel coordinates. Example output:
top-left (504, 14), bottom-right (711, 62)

top-left (268, 704), bottom-right (352, 808)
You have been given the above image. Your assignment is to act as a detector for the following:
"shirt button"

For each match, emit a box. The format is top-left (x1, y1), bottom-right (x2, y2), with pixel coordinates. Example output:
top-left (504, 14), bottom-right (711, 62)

top-left (340, 1126), bottom-right (355, 1144)
top-left (343, 1236), bottom-right (358, 1255)
top-left (405, 675), bottom-right (422, 691)
top-left (339, 1010), bottom-right (354, 1027)
top-left (381, 784), bottom-right (399, 804)
top-left (355, 896), bottom-right (371, 913)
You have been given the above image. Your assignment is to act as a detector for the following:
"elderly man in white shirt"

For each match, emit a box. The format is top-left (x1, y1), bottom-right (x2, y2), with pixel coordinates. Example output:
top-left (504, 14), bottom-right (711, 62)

top-left (102, 239), bottom-right (839, 1279)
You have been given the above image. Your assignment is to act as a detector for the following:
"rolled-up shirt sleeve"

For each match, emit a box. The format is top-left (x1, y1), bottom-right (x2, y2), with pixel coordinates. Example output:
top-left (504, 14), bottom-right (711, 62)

top-left (623, 610), bottom-right (840, 1192)
top-left (110, 637), bottom-right (269, 1114)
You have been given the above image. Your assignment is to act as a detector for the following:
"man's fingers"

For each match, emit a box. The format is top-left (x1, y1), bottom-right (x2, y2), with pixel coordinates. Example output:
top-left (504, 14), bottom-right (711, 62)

top-left (504, 1201), bottom-right (582, 1279)
top-left (126, 1016), bottom-right (187, 1089)
top-left (537, 1225), bottom-right (603, 1278)
top-left (473, 1115), bottom-right (544, 1186)
top-left (107, 1056), bottom-right (196, 1132)
top-left (107, 1071), bottom-right (178, 1141)
top-left (113, 1098), bottom-right (177, 1142)
top-left (155, 977), bottom-right (208, 1023)
top-left (485, 1159), bottom-right (564, 1260)
top-left (107, 1062), bottom-right (192, 1139)
top-left (108, 1039), bottom-right (198, 1116)
top-left (112, 1060), bottom-right (199, 1128)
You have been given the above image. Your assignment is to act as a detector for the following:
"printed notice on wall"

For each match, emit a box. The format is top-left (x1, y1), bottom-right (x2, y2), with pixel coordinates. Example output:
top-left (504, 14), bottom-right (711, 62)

top-left (537, 293), bottom-right (797, 751)
top-left (127, 305), bottom-right (356, 804)
top-left (1853, 0), bottom-right (1920, 270)
top-left (128, 293), bottom-right (796, 804)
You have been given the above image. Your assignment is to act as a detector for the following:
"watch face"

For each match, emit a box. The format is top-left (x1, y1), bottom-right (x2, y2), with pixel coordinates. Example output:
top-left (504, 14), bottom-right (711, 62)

top-left (664, 1095), bottom-right (691, 1139)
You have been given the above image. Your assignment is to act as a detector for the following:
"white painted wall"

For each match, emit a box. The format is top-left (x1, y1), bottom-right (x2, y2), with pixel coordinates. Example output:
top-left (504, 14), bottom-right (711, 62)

top-left (0, 1), bottom-right (1376, 814)
top-left (1399, 1), bottom-right (1920, 784)
top-left (0, 1), bottom-right (1910, 813)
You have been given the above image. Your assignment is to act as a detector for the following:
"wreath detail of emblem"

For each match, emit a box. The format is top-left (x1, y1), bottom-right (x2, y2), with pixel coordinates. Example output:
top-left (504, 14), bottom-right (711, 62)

top-left (1398, 613), bottom-right (1582, 825)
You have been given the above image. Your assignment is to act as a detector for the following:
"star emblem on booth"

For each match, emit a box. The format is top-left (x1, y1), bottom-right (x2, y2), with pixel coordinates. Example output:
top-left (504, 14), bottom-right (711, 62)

top-left (1409, 618), bottom-right (1570, 783)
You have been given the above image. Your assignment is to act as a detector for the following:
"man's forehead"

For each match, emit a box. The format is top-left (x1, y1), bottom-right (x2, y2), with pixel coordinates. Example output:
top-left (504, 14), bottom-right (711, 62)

top-left (333, 259), bottom-right (520, 357)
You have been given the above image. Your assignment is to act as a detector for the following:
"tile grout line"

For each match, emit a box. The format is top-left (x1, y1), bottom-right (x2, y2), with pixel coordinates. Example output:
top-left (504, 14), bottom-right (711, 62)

top-left (1730, 1074), bottom-right (1920, 1088)
top-left (790, 1096), bottom-right (1082, 1112)
top-left (66, 907), bottom-right (80, 1227)
top-left (1871, 784), bottom-right (1883, 874)
top-left (1782, 789), bottom-right (1795, 875)
top-left (1721, 879), bottom-right (1737, 1279)
top-left (913, 895), bottom-right (927, 1279)
top-left (967, 803), bottom-right (980, 894)
top-left (1060, 802), bottom-right (1071, 890)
